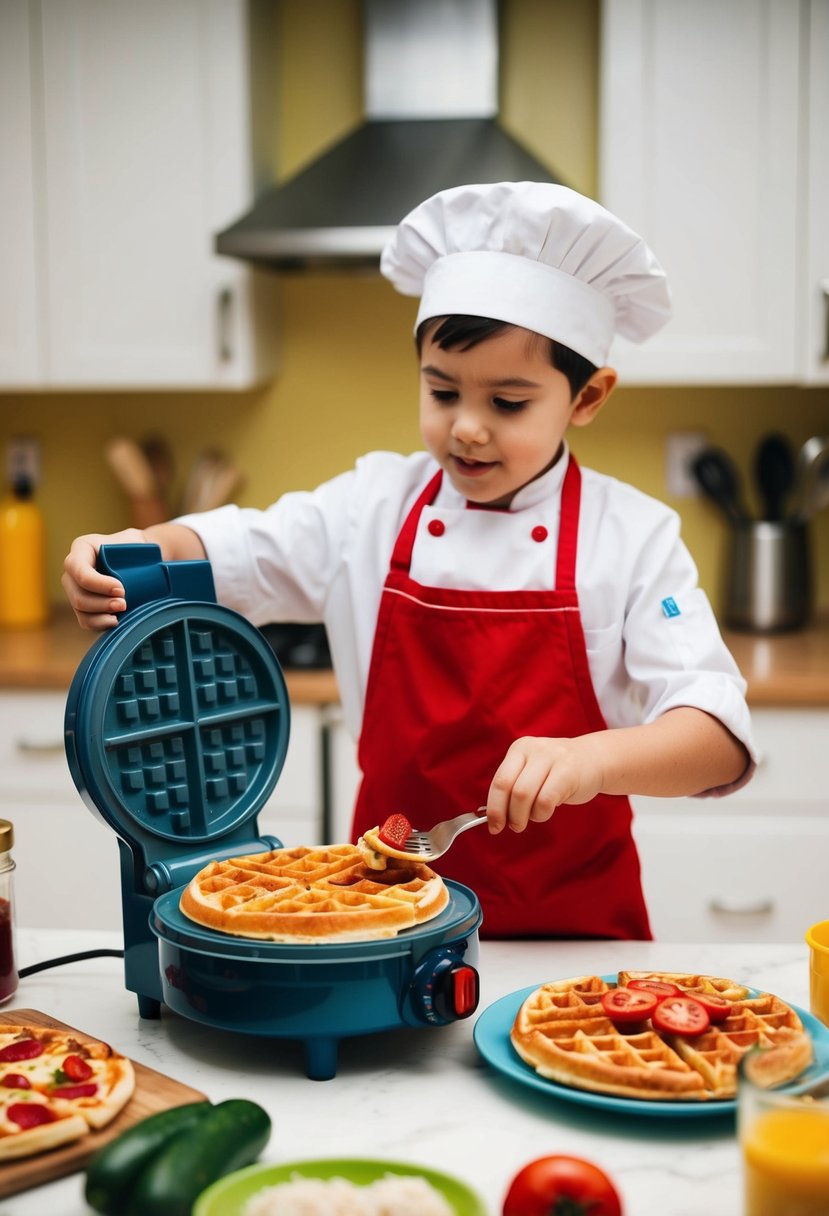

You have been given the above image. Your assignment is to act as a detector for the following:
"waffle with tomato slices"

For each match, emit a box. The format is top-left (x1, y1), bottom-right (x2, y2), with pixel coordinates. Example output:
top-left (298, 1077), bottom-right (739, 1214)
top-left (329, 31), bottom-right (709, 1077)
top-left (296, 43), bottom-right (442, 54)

top-left (510, 971), bottom-right (813, 1101)
top-left (180, 842), bottom-right (448, 943)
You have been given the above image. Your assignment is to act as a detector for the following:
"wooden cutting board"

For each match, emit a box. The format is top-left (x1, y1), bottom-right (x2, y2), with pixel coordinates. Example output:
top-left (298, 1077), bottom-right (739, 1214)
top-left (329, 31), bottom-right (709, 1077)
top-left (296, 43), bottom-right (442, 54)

top-left (0, 1008), bottom-right (208, 1198)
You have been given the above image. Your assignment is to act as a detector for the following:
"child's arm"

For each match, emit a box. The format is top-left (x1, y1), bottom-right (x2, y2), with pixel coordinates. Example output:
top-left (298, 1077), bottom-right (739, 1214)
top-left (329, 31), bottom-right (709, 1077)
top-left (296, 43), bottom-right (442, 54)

top-left (485, 707), bottom-right (749, 834)
top-left (62, 523), bottom-right (206, 630)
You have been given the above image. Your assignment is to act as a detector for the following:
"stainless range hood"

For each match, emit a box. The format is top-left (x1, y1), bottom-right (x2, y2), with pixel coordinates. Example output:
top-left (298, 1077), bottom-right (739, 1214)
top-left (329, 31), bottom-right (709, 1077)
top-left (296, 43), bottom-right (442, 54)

top-left (216, 0), bottom-right (563, 269)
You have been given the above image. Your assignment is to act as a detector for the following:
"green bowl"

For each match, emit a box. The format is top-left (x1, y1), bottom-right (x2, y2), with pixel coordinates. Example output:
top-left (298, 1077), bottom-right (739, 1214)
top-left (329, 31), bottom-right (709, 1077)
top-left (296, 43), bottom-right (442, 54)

top-left (194, 1157), bottom-right (488, 1215)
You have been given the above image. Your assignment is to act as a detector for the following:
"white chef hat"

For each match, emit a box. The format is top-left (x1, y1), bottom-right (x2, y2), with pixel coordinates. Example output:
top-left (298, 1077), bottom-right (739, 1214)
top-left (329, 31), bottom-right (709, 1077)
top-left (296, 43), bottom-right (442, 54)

top-left (380, 181), bottom-right (671, 367)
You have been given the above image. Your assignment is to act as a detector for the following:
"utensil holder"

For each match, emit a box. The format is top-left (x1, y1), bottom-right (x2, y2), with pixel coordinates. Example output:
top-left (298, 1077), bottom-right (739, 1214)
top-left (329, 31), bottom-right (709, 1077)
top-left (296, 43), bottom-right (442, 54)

top-left (725, 520), bottom-right (812, 633)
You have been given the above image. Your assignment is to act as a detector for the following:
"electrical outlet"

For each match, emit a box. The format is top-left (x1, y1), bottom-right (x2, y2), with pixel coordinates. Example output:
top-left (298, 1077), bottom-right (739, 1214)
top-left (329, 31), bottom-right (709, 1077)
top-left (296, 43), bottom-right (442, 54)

top-left (665, 431), bottom-right (707, 498)
top-left (7, 436), bottom-right (41, 489)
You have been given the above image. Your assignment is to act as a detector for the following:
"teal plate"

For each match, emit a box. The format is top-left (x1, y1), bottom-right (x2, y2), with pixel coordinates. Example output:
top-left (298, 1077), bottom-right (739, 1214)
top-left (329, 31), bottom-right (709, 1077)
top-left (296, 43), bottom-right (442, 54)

top-left (474, 980), bottom-right (829, 1118)
top-left (193, 1157), bottom-right (487, 1215)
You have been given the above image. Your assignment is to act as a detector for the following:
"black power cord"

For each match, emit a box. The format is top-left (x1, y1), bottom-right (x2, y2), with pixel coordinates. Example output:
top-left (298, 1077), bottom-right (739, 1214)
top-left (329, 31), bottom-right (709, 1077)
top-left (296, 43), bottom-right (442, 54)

top-left (19, 949), bottom-right (125, 978)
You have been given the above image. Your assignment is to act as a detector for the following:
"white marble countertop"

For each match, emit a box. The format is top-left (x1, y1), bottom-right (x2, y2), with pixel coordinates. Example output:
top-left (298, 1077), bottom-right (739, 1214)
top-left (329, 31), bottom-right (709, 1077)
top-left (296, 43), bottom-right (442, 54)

top-left (0, 930), bottom-right (813, 1215)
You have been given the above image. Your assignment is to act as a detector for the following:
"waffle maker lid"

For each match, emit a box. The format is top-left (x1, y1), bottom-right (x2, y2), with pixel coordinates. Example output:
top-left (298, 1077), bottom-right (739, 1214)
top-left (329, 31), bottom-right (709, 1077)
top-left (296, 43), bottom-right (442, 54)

top-left (65, 544), bottom-right (290, 874)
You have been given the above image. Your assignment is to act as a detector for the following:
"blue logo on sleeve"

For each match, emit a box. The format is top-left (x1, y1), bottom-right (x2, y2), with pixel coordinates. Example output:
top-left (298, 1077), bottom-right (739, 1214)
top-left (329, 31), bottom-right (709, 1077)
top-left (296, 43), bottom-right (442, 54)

top-left (661, 596), bottom-right (681, 618)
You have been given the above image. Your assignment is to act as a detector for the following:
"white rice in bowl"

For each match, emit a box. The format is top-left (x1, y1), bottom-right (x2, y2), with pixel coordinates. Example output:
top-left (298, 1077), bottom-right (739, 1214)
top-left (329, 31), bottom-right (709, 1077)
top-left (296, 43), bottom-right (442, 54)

top-left (242, 1172), bottom-right (456, 1216)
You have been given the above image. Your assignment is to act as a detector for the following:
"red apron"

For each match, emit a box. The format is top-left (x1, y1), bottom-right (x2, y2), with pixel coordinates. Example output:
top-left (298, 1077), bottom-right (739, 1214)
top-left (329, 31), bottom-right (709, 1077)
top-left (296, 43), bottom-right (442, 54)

top-left (351, 456), bottom-right (652, 940)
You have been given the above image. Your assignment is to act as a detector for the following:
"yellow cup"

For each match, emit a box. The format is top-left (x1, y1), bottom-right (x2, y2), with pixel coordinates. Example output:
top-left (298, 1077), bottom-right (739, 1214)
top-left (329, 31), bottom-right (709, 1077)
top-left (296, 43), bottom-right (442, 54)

top-left (739, 1061), bottom-right (829, 1216)
top-left (806, 920), bottom-right (829, 1026)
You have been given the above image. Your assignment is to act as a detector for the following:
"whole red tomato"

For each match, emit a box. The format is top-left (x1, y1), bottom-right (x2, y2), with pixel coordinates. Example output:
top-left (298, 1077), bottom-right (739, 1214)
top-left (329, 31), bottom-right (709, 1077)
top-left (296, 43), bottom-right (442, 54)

top-left (502, 1155), bottom-right (623, 1216)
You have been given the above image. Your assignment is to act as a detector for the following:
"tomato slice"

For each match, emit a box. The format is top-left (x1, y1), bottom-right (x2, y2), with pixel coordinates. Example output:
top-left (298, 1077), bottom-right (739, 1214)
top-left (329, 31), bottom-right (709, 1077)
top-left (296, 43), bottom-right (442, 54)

top-left (652, 996), bottom-right (711, 1037)
top-left (628, 979), bottom-right (681, 1001)
top-left (62, 1054), bottom-right (94, 1081)
top-left (600, 987), bottom-right (658, 1024)
top-left (0, 1038), bottom-right (43, 1063)
top-left (1, 1073), bottom-right (31, 1089)
top-left (8, 1103), bottom-right (57, 1128)
top-left (50, 1081), bottom-right (98, 1099)
top-left (687, 991), bottom-right (732, 1023)
top-left (378, 814), bottom-right (412, 850)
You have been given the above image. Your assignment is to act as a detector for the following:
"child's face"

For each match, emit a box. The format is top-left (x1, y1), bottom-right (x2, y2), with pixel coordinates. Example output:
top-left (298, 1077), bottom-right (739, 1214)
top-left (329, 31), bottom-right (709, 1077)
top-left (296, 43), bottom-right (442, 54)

top-left (419, 325), bottom-right (581, 509)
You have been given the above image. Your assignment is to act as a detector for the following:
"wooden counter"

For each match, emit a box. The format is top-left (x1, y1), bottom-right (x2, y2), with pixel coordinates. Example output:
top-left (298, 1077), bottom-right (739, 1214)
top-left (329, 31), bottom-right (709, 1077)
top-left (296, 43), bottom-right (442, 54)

top-left (1, 608), bottom-right (827, 706)
top-left (722, 613), bottom-right (829, 705)
top-left (0, 609), bottom-right (340, 704)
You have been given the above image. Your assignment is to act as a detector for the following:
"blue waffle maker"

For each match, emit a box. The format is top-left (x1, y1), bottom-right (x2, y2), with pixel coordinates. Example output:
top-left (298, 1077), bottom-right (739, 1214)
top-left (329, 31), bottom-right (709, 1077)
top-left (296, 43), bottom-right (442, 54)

top-left (65, 545), bottom-right (482, 1080)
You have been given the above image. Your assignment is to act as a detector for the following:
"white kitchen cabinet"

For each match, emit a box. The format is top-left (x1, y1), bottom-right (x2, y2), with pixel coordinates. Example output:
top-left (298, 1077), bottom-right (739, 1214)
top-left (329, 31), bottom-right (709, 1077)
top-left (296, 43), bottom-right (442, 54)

top-left (327, 708), bottom-right (362, 845)
top-left (0, 0), bottom-right (278, 390)
top-left (258, 704), bottom-right (324, 847)
top-left (599, 0), bottom-right (827, 385)
top-left (0, 2), bottom-right (39, 385)
top-left (632, 708), bottom-right (829, 942)
top-left (0, 691), bottom-right (123, 931)
top-left (802, 0), bottom-right (829, 384)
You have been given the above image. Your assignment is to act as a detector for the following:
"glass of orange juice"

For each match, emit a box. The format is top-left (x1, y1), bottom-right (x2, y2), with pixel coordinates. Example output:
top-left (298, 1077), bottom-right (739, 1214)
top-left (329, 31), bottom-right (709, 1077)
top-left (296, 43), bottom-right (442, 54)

top-left (739, 1057), bottom-right (829, 1216)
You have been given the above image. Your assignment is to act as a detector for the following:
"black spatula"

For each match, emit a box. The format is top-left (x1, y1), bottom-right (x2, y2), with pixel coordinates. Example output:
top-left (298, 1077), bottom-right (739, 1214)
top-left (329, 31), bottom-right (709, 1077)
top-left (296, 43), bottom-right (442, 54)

top-left (754, 432), bottom-right (794, 521)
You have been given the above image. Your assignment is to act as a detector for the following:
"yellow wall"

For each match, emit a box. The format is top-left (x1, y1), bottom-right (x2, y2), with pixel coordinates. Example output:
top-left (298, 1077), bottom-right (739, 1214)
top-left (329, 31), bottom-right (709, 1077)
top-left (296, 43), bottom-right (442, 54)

top-left (1, 0), bottom-right (827, 618)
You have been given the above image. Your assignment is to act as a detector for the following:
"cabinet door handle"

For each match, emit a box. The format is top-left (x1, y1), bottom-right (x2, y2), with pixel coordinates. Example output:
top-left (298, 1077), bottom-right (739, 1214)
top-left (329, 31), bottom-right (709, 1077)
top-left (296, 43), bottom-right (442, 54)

top-left (822, 279), bottom-right (829, 364)
top-left (709, 897), bottom-right (774, 916)
top-left (16, 738), bottom-right (65, 756)
top-left (217, 288), bottom-right (234, 363)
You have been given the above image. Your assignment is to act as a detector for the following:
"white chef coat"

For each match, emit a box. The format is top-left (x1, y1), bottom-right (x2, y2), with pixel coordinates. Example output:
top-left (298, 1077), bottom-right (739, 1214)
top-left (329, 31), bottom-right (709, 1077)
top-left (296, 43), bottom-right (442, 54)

top-left (177, 446), bottom-right (757, 796)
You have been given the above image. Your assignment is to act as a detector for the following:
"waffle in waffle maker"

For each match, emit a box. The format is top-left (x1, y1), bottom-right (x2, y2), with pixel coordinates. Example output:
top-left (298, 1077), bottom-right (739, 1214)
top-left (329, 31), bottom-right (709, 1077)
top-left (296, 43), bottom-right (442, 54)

top-left (64, 545), bottom-right (481, 1079)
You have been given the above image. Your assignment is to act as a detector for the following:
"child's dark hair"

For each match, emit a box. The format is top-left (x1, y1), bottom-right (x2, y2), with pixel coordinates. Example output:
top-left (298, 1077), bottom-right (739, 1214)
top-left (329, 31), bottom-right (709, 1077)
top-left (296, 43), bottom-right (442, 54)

top-left (415, 315), bottom-right (598, 400)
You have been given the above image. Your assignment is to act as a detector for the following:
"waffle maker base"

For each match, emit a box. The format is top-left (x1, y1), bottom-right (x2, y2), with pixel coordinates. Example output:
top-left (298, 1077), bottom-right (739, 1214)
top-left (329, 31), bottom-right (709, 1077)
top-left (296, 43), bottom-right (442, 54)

top-left (152, 880), bottom-right (481, 1080)
top-left (64, 545), bottom-right (483, 1081)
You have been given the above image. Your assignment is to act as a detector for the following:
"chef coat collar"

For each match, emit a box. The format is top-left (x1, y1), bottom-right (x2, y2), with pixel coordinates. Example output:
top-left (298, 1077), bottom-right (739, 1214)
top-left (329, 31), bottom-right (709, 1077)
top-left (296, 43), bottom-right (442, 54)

top-left (433, 442), bottom-right (570, 513)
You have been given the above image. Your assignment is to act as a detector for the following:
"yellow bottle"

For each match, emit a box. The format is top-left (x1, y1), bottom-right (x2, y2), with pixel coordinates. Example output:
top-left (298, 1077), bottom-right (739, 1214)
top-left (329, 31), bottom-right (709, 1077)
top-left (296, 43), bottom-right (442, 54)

top-left (0, 476), bottom-right (48, 628)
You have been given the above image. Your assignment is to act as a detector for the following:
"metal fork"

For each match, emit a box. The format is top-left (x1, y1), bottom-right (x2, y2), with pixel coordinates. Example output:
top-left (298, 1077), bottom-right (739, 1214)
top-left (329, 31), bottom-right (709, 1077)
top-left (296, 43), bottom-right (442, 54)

top-left (402, 811), bottom-right (489, 861)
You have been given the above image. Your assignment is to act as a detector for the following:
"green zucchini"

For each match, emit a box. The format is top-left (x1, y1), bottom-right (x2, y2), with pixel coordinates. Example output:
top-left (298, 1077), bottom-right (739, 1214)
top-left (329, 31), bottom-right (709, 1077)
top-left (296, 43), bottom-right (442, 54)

top-left (85, 1100), bottom-right (213, 1215)
top-left (126, 1097), bottom-right (272, 1216)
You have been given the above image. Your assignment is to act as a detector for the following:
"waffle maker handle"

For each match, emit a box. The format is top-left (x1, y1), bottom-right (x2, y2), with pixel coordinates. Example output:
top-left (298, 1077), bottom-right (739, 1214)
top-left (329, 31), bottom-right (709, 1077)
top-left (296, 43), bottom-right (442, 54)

top-left (98, 543), bottom-right (217, 615)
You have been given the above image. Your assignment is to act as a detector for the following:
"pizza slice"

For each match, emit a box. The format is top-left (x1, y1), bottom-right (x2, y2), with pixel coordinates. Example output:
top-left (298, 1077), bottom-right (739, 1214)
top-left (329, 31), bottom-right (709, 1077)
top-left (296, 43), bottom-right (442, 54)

top-left (0, 1024), bottom-right (135, 1160)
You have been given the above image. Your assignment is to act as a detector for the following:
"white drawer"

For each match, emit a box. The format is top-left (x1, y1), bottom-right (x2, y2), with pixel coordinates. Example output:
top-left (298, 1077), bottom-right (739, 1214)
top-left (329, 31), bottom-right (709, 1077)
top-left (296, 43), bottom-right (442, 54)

top-left (633, 813), bottom-right (829, 942)
top-left (11, 799), bottom-right (122, 931)
top-left (262, 705), bottom-right (321, 819)
top-left (732, 708), bottom-right (829, 804)
top-left (0, 691), bottom-right (74, 800)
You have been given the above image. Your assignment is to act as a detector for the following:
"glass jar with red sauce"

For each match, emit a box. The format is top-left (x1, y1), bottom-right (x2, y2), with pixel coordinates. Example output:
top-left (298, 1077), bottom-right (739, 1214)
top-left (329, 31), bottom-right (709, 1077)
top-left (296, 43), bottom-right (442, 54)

top-left (0, 820), bottom-right (18, 1002)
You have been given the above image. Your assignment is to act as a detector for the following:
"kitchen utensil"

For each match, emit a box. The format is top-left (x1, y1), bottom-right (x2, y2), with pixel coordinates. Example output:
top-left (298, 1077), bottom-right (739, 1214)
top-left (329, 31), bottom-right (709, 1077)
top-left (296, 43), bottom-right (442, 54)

top-left (402, 810), bottom-right (488, 860)
top-left (64, 544), bottom-right (481, 1081)
top-left (474, 982), bottom-right (829, 1119)
top-left (140, 435), bottom-right (176, 516)
top-left (790, 436), bottom-right (829, 522)
top-left (180, 449), bottom-right (241, 514)
top-left (194, 1158), bottom-right (487, 1216)
top-left (754, 432), bottom-right (794, 521)
top-left (105, 438), bottom-right (168, 528)
top-left (725, 519), bottom-right (811, 633)
top-left (201, 459), bottom-right (244, 511)
top-left (0, 1008), bottom-right (207, 1199)
top-left (691, 447), bottom-right (750, 525)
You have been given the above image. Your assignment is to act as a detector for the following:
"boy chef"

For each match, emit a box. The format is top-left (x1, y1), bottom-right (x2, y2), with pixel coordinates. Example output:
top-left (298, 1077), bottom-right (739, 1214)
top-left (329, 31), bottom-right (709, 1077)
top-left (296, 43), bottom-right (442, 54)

top-left (64, 183), bottom-right (755, 939)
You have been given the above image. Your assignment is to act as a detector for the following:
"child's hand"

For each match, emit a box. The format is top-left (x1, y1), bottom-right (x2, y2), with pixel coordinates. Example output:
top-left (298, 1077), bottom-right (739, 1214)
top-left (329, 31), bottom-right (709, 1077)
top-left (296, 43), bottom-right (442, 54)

top-left (485, 735), bottom-right (606, 833)
top-left (61, 528), bottom-right (147, 630)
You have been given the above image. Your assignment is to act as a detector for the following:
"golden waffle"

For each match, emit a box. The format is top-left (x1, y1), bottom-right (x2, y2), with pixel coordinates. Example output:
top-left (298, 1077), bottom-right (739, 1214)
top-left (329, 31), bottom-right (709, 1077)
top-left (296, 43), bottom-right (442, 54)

top-left (179, 843), bottom-right (449, 943)
top-left (510, 972), bottom-right (813, 1101)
